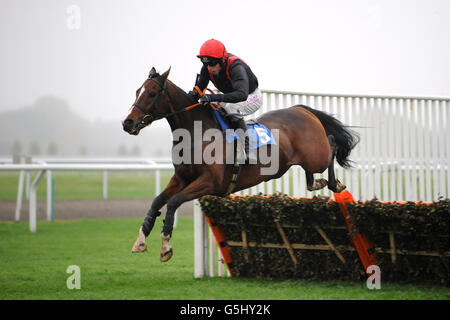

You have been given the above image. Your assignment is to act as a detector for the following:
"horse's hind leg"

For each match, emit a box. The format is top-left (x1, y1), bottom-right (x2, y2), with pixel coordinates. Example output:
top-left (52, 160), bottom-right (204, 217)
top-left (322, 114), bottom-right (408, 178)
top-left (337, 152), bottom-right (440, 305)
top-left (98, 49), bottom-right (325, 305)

top-left (327, 135), bottom-right (346, 193)
top-left (306, 171), bottom-right (328, 191)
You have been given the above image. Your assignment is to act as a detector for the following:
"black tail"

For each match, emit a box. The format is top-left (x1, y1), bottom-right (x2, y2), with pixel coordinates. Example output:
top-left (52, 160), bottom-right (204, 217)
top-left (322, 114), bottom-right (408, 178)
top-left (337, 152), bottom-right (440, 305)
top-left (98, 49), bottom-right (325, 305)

top-left (298, 105), bottom-right (360, 168)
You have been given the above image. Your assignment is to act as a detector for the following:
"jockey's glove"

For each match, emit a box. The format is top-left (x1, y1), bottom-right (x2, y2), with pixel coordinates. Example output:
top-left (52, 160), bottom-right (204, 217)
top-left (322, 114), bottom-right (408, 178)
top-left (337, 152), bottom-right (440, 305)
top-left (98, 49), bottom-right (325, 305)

top-left (199, 94), bottom-right (219, 103)
top-left (188, 90), bottom-right (200, 101)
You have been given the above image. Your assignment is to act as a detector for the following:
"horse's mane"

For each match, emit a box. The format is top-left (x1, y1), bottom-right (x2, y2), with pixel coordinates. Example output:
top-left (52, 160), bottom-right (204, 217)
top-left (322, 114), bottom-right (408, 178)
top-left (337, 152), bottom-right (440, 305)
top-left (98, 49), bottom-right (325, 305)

top-left (151, 72), bottom-right (197, 105)
top-left (170, 80), bottom-right (198, 104)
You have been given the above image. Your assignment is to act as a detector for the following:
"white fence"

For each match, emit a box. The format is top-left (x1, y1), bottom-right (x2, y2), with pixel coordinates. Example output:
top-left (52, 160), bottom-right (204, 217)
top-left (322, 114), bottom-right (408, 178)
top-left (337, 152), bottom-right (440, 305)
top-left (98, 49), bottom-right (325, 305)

top-left (0, 160), bottom-right (174, 232)
top-left (238, 90), bottom-right (450, 202)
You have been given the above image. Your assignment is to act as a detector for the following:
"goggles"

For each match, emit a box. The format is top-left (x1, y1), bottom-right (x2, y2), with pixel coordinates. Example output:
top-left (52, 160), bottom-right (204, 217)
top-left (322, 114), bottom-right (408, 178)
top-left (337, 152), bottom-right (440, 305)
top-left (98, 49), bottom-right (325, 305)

top-left (201, 57), bottom-right (221, 66)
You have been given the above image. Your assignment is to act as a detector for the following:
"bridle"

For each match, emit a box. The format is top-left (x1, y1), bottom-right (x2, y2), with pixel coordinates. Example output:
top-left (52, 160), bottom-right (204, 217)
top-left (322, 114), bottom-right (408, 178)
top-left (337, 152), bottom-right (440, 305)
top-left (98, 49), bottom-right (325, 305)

top-left (132, 75), bottom-right (169, 130)
top-left (132, 75), bottom-right (220, 131)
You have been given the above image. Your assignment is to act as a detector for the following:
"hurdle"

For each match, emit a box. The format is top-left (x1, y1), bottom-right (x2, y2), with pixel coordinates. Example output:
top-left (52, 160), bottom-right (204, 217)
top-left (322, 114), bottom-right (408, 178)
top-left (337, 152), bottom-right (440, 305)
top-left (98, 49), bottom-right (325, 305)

top-left (194, 191), bottom-right (377, 278)
top-left (194, 192), bottom-right (449, 285)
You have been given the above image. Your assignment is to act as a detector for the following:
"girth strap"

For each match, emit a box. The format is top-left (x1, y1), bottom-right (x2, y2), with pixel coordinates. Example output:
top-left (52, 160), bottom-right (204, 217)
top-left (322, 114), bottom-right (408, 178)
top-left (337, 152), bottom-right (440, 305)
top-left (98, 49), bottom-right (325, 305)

top-left (225, 156), bottom-right (241, 195)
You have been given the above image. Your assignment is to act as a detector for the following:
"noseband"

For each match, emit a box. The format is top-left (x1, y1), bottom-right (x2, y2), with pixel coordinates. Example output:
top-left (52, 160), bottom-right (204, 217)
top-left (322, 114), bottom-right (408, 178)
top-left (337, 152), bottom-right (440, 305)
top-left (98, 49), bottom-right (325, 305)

top-left (132, 78), bottom-right (220, 131)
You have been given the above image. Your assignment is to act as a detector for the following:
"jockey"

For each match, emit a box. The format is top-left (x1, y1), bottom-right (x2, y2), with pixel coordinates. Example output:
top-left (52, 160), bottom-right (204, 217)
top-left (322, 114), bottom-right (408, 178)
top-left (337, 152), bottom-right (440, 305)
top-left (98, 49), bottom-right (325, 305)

top-left (190, 39), bottom-right (262, 163)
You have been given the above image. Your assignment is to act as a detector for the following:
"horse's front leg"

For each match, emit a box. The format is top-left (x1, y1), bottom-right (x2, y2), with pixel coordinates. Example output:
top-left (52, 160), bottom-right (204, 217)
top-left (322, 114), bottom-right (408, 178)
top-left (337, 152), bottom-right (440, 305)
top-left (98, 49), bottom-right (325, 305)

top-left (159, 176), bottom-right (214, 262)
top-left (132, 175), bottom-right (185, 253)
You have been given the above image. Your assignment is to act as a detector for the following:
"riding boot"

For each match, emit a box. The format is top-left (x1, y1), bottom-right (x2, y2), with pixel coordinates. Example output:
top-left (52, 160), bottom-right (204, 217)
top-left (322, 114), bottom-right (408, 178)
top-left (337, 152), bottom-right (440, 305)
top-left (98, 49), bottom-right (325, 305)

top-left (229, 116), bottom-right (256, 164)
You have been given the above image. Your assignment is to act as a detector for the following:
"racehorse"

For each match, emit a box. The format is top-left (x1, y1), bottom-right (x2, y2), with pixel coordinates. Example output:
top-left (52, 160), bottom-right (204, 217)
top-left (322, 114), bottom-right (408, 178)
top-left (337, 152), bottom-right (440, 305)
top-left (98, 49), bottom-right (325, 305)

top-left (122, 67), bottom-right (359, 262)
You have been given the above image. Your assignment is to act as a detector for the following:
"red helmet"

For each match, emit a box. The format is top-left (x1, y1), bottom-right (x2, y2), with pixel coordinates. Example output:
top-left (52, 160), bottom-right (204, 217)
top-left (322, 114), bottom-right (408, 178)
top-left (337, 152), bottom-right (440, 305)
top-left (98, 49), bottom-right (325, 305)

top-left (197, 39), bottom-right (228, 60)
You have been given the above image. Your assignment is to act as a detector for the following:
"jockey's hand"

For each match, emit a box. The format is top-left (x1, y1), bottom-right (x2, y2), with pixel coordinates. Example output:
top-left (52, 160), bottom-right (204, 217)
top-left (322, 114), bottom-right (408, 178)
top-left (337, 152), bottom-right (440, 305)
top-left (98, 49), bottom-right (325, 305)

top-left (199, 94), bottom-right (218, 104)
top-left (188, 90), bottom-right (200, 101)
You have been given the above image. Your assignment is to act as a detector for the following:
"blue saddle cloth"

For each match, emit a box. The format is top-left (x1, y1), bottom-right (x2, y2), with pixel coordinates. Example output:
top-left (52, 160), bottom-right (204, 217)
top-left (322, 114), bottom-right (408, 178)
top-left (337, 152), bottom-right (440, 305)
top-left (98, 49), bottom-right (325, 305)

top-left (213, 109), bottom-right (277, 149)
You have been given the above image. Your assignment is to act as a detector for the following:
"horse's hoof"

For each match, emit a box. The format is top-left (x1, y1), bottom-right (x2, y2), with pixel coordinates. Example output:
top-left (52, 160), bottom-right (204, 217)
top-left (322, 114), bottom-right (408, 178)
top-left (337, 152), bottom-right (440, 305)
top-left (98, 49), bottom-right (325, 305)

top-left (131, 227), bottom-right (147, 253)
top-left (307, 178), bottom-right (328, 191)
top-left (335, 180), bottom-right (347, 193)
top-left (160, 248), bottom-right (173, 262)
top-left (316, 178), bottom-right (328, 189)
top-left (132, 241), bottom-right (147, 253)
top-left (160, 233), bottom-right (172, 261)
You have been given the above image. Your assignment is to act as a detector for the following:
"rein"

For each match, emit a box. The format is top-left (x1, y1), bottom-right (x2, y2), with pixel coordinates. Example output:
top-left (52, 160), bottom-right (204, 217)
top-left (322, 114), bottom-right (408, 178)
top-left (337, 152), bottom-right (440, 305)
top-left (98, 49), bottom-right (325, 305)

top-left (133, 80), bottom-right (220, 130)
top-left (132, 78), bottom-right (240, 195)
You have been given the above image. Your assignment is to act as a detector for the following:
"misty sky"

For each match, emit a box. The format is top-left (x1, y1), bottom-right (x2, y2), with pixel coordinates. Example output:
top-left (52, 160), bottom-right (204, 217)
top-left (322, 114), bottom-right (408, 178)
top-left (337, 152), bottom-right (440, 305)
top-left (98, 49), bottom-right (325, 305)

top-left (1, 0), bottom-right (449, 127)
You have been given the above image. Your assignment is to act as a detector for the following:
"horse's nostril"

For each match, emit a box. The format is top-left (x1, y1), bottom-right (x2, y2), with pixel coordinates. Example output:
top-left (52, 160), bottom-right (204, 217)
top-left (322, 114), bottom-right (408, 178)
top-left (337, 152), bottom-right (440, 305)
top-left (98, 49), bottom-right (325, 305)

top-left (123, 119), bottom-right (134, 133)
top-left (123, 119), bottom-right (134, 132)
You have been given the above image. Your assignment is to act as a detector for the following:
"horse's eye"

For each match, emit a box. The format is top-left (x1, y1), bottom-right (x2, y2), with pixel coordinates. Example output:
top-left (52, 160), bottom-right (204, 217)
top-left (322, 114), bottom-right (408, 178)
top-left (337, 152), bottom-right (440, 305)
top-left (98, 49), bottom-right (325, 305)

top-left (149, 92), bottom-right (157, 98)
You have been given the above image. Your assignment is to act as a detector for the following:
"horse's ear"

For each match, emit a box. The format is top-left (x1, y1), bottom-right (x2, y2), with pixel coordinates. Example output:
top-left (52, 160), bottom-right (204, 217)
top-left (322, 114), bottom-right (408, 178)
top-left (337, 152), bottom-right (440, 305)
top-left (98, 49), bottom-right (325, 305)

top-left (149, 67), bottom-right (157, 76)
top-left (161, 66), bottom-right (171, 82)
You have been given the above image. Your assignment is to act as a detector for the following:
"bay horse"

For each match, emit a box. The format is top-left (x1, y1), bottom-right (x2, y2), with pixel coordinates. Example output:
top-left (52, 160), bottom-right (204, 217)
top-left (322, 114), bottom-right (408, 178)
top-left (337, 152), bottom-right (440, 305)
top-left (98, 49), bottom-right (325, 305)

top-left (123, 67), bottom-right (359, 262)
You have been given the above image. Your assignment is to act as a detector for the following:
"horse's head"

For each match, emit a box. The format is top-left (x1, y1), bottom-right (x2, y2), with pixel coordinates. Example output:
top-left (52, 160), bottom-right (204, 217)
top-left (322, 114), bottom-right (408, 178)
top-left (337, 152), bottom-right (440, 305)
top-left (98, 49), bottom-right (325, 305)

top-left (123, 67), bottom-right (171, 135)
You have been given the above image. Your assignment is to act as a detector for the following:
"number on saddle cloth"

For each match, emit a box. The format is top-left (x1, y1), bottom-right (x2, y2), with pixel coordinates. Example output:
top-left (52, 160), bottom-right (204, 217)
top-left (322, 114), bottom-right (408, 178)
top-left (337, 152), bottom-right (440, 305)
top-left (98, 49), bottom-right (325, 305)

top-left (212, 109), bottom-right (277, 149)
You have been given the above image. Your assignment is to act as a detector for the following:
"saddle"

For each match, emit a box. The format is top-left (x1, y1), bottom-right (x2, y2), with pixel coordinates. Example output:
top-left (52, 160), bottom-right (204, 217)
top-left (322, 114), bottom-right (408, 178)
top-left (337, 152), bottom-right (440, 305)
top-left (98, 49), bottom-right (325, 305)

top-left (212, 106), bottom-right (257, 128)
top-left (211, 108), bottom-right (277, 149)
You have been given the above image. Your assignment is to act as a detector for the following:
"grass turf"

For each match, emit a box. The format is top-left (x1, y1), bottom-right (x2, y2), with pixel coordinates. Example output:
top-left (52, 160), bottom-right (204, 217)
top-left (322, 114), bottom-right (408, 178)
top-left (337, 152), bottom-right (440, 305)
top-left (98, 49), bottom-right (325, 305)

top-left (0, 217), bottom-right (448, 300)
